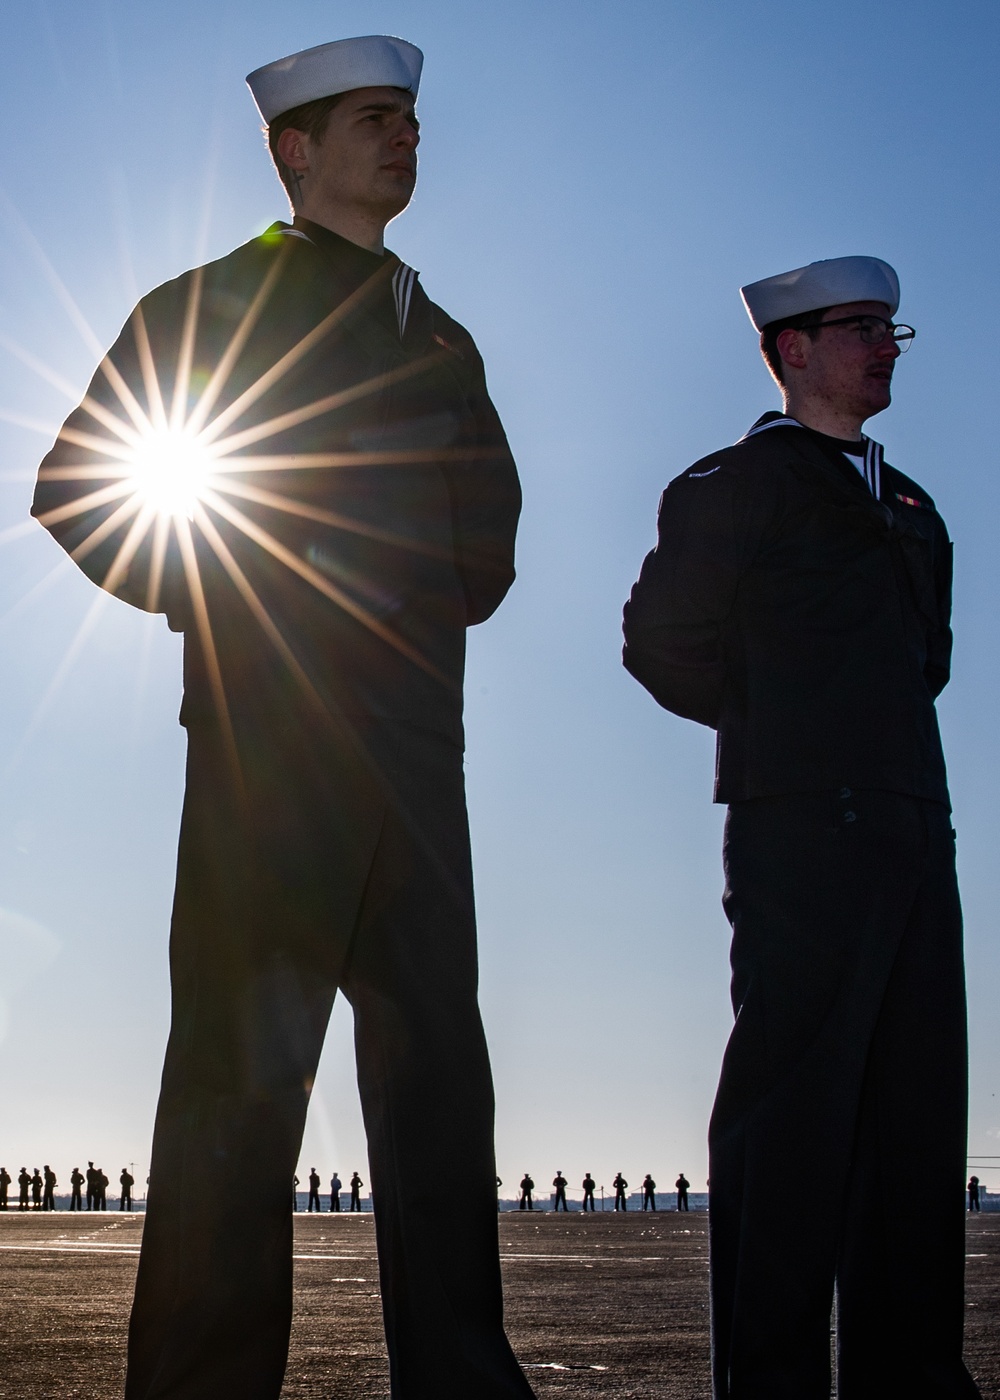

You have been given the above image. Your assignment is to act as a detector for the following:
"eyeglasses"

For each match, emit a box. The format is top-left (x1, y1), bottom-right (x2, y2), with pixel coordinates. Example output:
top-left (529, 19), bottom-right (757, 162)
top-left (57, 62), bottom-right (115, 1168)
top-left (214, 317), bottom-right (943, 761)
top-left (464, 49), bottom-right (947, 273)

top-left (800, 315), bottom-right (916, 351)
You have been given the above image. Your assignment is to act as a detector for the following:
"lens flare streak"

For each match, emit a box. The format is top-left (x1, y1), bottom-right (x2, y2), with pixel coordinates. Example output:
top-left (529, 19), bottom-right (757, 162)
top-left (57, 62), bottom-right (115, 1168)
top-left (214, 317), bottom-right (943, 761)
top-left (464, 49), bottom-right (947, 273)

top-left (213, 477), bottom-right (452, 561)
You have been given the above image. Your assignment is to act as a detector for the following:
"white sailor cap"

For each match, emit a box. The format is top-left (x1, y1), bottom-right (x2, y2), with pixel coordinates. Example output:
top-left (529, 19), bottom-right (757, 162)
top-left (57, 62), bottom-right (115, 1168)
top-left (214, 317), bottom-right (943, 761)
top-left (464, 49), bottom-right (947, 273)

top-left (246, 35), bottom-right (423, 125)
top-left (740, 256), bottom-right (900, 332)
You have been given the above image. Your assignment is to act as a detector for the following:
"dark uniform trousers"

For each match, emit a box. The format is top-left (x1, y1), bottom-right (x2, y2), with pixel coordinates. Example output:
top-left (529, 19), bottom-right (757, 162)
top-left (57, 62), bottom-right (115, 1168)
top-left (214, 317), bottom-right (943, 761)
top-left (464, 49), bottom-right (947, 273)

top-left (709, 789), bottom-right (980, 1400)
top-left (124, 715), bottom-right (534, 1400)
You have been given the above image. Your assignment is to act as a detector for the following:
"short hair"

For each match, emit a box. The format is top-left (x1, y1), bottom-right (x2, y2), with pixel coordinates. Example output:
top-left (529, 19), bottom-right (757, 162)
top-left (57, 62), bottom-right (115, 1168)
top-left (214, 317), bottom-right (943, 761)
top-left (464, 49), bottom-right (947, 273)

top-left (266, 93), bottom-right (347, 202)
top-left (760, 306), bottom-right (832, 386)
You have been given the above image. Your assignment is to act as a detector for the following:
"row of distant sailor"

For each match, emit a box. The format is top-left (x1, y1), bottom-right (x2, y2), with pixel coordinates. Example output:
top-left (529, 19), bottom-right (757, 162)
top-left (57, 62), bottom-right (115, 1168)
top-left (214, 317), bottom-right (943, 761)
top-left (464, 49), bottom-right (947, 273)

top-left (0, 1163), bottom-right (134, 1210)
top-left (290, 1169), bottom-right (691, 1212)
top-left (2, 1163), bottom-right (987, 1213)
top-left (506, 1171), bottom-right (692, 1212)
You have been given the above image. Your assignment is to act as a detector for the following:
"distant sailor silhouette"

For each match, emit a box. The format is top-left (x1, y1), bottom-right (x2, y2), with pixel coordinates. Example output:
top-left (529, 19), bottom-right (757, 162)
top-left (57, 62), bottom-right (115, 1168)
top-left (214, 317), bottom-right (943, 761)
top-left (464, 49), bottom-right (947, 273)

top-left (85, 1161), bottom-right (97, 1211)
top-left (18, 1168), bottom-right (30, 1210)
top-left (96, 1169), bottom-right (109, 1210)
top-left (0, 1166), bottom-right (10, 1210)
top-left (350, 1172), bottom-right (364, 1212)
top-left (292, 1175), bottom-right (300, 1211)
top-left (675, 1174), bottom-right (690, 1212)
top-left (42, 1165), bottom-right (57, 1211)
top-left (518, 1174), bottom-right (534, 1211)
top-left (120, 1169), bottom-right (135, 1211)
top-left (552, 1171), bottom-right (568, 1212)
top-left (69, 1167), bottom-right (84, 1211)
top-left (308, 1168), bottom-right (322, 1212)
top-left (642, 1174), bottom-right (656, 1211)
top-left (31, 1168), bottom-right (43, 1210)
top-left (330, 1173), bottom-right (342, 1212)
top-left (613, 1173), bottom-right (628, 1211)
top-left (968, 1176), bottom-right (981, 1212)
top-left (581, 1174), bottom-right (596, 1212)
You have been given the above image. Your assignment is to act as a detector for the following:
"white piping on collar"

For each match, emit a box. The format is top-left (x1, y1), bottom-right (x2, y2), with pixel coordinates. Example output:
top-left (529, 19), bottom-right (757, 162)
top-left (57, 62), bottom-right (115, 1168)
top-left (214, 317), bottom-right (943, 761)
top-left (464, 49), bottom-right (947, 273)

top-left (391, 262), bottom-right (418, 339)
top-left (863, 437), bottom-right (883, 500)
top-left (738, 415), bottom-right (803, 440)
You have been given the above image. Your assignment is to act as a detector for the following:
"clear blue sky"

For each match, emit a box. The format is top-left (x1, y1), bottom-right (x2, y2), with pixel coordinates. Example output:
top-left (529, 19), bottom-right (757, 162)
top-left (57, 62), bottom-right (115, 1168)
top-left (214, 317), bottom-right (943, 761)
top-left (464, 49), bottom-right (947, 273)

top-left (0, 0), bottom-right (997, 1200)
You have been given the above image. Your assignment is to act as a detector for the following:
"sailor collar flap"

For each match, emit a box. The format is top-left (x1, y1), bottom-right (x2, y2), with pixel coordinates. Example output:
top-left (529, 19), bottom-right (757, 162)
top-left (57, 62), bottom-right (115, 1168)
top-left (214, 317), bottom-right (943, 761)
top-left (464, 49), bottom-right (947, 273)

top-left (270, 222), bottom-right (434, 361)
top-left (734, 420), bottom-right (943, 629)
top-left (748, 421), bottom-right (899, 538)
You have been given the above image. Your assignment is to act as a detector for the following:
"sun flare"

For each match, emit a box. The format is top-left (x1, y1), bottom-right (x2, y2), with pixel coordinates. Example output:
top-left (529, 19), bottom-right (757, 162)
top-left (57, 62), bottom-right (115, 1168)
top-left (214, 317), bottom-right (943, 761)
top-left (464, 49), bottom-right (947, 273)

top-left (124, 427), bottom-right (215, 521)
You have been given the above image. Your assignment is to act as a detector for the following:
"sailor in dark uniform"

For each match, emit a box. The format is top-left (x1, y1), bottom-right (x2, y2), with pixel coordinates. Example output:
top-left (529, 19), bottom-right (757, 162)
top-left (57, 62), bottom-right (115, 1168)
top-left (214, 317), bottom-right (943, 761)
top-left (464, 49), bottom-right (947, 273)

top-left (674, 1174), bottom-right (688, 1212)
top-left (69, 1167), bottom-right (84, 1211)
top-left (623, 256), bottom-right (979, 1398)
top-left (31, 34), bottom-right (532, 1400)
top-left (349, 1171), bottom-right (364, 1213)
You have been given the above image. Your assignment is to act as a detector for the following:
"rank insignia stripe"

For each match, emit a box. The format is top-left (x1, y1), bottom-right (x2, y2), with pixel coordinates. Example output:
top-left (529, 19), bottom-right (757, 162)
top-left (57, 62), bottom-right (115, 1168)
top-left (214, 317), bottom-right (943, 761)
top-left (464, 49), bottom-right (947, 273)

top-left (432, 332), bottom-right (465, 360)
top-left (895, 493), bottom-right (931, 509)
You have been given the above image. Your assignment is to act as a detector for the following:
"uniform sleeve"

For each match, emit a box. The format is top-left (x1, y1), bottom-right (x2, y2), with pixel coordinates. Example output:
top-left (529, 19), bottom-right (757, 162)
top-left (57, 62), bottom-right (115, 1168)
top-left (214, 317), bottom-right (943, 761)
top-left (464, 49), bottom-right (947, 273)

top-left (622, 457), bottom-right (774, 728)
top-left (434, 320), bottom-right (521, 626)
top-left (31, 291), bottom-right (190, 628)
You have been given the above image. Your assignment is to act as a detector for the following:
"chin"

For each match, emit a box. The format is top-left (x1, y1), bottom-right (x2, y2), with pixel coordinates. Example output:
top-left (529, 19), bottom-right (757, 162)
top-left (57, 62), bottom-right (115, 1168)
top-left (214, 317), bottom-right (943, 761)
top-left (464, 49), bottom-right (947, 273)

top-left (864, 388), bottom-right (892, 417)
top-left (375, 183), bottom-right (414, 218)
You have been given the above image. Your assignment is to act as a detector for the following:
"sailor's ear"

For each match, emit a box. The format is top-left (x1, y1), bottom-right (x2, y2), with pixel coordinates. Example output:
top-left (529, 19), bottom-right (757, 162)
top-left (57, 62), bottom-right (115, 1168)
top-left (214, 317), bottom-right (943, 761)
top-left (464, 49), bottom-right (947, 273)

top-left (776, 326), bottom-right (810, 372)
top-left (276, 127), bottom-right (309, 171)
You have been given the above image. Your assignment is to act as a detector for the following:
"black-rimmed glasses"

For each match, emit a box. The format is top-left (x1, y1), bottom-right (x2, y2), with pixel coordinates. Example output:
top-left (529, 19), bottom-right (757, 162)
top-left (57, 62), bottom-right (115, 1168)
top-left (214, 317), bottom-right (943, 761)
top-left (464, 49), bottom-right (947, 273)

top-left (801, 315), bottom-right (915, 351)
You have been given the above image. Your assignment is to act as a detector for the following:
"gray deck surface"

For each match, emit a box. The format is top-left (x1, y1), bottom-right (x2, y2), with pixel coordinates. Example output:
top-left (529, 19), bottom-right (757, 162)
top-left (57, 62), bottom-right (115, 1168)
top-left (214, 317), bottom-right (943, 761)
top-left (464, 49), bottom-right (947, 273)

top-left (0, 1210), bottom-right (997, 1397)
